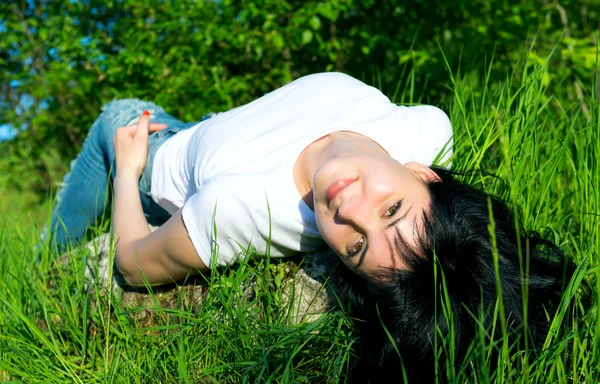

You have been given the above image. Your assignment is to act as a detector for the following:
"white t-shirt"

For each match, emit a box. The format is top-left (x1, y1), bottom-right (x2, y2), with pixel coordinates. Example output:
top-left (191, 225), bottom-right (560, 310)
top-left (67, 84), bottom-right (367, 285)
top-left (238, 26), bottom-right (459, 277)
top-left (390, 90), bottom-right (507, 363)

top-left (151, 72), bottom-right (453, 268)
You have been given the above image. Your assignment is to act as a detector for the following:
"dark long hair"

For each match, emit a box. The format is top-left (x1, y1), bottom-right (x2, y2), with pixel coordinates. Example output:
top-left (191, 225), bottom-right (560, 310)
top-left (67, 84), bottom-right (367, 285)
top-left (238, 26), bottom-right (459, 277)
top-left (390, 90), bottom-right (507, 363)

top-left (334, 167), bottom-right (578, 383)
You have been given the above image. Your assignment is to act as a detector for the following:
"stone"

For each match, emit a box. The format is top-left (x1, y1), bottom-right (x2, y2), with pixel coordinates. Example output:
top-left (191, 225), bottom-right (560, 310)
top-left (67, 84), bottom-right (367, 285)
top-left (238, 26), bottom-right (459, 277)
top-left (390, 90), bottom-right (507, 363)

top-left (66, 229), bottom-right (339, 326)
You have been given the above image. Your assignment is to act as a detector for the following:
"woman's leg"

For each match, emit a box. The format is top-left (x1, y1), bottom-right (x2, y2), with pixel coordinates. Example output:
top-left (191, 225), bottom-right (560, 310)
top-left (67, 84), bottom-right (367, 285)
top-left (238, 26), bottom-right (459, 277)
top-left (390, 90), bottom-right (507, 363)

top-left (47, 99), bottom-right (186, 252)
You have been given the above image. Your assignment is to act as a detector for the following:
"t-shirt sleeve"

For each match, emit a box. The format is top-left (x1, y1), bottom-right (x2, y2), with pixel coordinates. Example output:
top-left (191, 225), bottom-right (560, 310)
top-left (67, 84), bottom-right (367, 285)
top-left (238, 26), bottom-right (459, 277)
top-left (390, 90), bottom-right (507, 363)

top-left (422, 105), bottom-right (453, 166)
top-left (396, 105), bottom-right (453, 167)
top-left (181, 182), bottom-right (260, 268)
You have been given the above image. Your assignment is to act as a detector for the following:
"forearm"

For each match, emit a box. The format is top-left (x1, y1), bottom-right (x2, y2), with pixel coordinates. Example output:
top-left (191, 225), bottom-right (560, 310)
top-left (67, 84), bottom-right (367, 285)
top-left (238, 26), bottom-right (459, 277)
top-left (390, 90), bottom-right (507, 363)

top-left (109, 111), bottom-right (202, 286)
top-left (112, 172), bottom-right (151, 279)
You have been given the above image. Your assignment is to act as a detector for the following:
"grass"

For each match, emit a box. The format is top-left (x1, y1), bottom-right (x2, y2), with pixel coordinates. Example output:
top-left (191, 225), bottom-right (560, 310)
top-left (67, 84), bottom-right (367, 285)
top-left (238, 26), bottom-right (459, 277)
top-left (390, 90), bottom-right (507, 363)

top-left (0, 58), bottom-right (598, 382)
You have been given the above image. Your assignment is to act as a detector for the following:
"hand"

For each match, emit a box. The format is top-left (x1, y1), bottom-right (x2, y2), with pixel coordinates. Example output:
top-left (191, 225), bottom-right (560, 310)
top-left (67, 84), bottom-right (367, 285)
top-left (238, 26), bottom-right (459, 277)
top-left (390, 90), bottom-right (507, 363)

top-left (113, 110), bottom-right (168, 179)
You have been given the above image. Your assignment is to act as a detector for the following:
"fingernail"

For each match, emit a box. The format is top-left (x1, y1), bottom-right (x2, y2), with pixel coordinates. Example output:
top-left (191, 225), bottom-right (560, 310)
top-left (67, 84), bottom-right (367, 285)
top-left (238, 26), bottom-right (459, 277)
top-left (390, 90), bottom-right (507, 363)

top-left (142, 110), bottom-right (150, 116)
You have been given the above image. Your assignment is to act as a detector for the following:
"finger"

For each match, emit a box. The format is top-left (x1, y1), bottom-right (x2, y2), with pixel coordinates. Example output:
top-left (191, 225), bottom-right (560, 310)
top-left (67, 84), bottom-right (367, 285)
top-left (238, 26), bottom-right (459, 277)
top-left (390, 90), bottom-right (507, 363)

top-left (116, 125), bottom-right (137, 138)
top-left (134, 110), bottom-right (151, 141)
top-left (148, 123), bottom-right (169, 133)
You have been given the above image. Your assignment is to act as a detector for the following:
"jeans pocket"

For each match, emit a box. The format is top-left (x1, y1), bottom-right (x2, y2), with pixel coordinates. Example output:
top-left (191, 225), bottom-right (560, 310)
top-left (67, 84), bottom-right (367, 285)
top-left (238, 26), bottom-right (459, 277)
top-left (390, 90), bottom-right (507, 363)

top-left (155, 126), bottom-right (183, 139)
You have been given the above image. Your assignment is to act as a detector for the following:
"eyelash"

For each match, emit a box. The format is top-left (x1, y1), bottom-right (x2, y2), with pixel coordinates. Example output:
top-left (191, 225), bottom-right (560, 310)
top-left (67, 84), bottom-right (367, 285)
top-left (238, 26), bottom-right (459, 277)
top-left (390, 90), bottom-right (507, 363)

top-left (349, 237), bottom-right (364, 256)
top-left (348, 202), bottom-right (400, 256)
top-left (385, 201), bottom-right (401, 217)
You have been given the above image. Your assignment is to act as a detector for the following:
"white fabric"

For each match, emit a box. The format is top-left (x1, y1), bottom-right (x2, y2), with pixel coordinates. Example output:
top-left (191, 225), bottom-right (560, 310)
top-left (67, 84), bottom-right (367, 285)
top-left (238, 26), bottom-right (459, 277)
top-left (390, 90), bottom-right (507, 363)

top-left (151, 72), bottom-right (453, 268)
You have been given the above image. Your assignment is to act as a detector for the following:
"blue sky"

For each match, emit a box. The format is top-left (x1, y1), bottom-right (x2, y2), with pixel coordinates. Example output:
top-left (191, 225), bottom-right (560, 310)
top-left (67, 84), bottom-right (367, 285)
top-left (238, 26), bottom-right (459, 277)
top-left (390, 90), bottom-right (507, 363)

top-left (0, 21), bottom-right (13, 142)
top-left (0, 125), bottom-right (16, 142)
top-left (1, 82), bottom-right (39, 142)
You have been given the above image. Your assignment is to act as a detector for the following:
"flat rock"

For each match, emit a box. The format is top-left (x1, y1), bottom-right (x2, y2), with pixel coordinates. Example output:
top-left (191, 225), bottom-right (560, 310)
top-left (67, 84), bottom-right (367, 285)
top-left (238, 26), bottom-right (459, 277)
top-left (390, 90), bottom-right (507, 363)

top-left (66, 228), bottom-right (339, 326)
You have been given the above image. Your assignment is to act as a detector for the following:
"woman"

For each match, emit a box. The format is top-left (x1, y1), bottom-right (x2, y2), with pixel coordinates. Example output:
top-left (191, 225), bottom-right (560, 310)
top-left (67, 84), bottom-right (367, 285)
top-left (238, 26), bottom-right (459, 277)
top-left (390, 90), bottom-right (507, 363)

top-left (47, 72), bottom-right (573, 381)
top-left (49, 72), bottom-right (453, 281)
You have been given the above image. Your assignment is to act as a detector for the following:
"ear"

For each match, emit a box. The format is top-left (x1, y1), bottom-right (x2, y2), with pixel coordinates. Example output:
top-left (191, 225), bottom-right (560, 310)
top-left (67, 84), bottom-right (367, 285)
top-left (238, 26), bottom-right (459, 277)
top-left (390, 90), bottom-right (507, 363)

top-left (404, 162), bottom-right (442, 183)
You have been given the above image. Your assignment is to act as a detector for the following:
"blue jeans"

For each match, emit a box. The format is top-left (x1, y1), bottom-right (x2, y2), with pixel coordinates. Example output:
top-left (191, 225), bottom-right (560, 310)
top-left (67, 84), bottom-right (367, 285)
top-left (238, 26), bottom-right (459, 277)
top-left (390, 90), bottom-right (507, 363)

top-left (47, 99), bottom-right (210, 252)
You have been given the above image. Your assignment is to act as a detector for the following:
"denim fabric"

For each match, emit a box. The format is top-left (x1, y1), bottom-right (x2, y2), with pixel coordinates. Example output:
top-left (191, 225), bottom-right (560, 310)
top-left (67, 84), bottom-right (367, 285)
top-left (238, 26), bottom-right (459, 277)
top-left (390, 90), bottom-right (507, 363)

top-left (47, 99), bottom-right (210, 252)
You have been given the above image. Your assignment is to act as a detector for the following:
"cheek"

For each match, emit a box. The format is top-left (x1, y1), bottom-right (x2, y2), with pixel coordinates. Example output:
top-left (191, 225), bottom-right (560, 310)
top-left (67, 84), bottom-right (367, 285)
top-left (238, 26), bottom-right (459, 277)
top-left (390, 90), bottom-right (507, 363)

top-left (315, 214), bottom-right (343, 252)
top-left (363, 166), bottom-right (405, 195)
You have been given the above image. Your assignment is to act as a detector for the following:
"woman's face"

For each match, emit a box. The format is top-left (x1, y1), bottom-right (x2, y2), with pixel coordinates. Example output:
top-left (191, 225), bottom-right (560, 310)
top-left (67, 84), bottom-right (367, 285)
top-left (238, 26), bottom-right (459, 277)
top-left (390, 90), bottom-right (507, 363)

top-left (313, 156), bottom-right (438, 278)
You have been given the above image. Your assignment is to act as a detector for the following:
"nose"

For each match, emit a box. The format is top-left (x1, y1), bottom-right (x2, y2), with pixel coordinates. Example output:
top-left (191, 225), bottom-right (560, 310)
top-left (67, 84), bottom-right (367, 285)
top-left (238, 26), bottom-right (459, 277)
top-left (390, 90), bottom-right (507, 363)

top-left (336, 196), bottom-right (370, 229)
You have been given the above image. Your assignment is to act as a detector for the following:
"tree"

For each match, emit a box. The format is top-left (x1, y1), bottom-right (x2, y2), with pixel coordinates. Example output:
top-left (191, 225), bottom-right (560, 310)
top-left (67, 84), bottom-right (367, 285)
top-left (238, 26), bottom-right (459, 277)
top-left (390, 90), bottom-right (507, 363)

top-left (1, 0), bottom-right (597, 195)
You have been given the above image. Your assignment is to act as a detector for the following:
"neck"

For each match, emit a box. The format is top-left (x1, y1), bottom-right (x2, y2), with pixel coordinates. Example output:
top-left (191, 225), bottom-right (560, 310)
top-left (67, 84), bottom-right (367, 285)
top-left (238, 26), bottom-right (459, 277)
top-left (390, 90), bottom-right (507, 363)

top-left (293, 131), bottom-right (388, 210)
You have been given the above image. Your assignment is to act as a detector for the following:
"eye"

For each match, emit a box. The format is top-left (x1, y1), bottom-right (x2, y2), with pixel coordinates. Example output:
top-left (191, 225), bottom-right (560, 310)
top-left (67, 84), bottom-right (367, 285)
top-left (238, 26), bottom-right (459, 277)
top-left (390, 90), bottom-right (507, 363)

top-left (349, 237), bottom-right (365, 256)
top-left (385, 202), bottom-right (401, 217)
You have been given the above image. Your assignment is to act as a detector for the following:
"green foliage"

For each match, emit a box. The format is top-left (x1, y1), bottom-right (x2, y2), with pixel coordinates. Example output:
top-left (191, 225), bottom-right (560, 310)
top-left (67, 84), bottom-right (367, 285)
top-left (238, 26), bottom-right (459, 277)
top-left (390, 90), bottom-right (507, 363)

top-left (1, 0), bottom-right (598, 195)
top-left (0, 1), bottom-right (598, 381)
top-left (0, 60), bottom-right (598, 382)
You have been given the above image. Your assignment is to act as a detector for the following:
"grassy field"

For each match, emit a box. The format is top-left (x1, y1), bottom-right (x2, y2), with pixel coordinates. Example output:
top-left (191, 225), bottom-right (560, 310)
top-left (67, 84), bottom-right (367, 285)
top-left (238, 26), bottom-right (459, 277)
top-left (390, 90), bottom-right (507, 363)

top-left (0, 61), bottom-right (598, 383)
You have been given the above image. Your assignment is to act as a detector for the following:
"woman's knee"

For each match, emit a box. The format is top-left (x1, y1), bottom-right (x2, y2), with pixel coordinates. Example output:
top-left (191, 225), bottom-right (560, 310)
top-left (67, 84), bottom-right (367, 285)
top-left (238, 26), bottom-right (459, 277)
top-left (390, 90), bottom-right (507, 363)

top-left (100, 99), bottom-right (164, 129)
top-left (92, 99), bottom-right (165, 147)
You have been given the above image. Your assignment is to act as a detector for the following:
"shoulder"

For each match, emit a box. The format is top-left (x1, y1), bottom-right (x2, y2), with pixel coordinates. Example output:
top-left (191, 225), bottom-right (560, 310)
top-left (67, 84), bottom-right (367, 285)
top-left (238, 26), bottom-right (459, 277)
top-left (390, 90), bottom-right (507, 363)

top-left (406, 105), bottom-right (451, 127)
top-left (399, 105), bottom-right (453, 141)
top-left (423, 106), bottom-right (453, 155)
top-left (296, 72), bottom-right (366, 84)
top-left (418, 106), bottom-right (453, 165)
top-left (425, 105), bottom-right (452, 131)
top-left (394, 105), bottom-right (453, 166)
top-left (288, 72), bottom-right (381, 95)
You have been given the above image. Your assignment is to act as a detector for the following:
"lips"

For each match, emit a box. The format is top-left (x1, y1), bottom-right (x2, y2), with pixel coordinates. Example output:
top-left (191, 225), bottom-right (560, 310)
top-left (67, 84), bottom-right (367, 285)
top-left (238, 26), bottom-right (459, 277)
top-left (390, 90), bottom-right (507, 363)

top-left (326, 178), bottom-right (356, 204)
